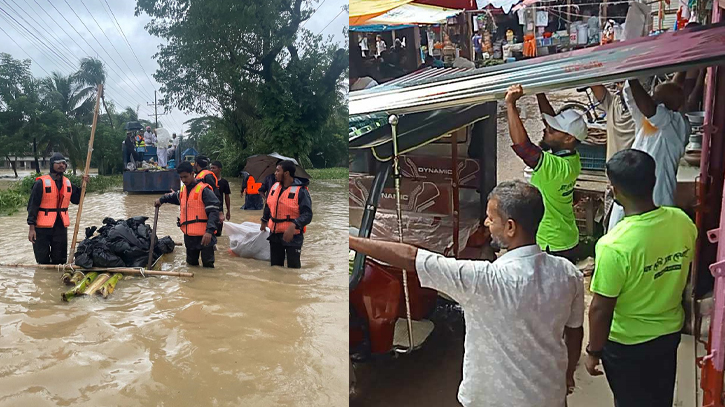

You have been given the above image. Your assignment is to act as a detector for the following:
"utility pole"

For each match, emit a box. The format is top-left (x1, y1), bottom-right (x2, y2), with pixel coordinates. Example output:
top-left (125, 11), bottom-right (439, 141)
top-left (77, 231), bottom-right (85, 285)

top-left (154, 90), bottom-right (158, 128)
top-left (147, 90), bottom-right (166, 128)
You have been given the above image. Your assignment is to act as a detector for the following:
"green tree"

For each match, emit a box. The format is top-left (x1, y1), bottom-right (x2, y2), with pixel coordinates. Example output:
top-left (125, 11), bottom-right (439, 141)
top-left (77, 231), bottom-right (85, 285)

top-left (135, 0), bottom-right (348, 165)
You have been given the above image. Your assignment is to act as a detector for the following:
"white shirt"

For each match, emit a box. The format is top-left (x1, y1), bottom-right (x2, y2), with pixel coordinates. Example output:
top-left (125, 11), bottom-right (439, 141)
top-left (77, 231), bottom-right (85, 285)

top-left (143, 131), bottom-right (156, 146)
top-left (609, 82), bottom-right (689, 230)
top-left (415, 245), bottom-right (584, 407)
top-left (171, 137), bottom-right (179, 148)
top-left (375, 39), bottom-right (386, 57)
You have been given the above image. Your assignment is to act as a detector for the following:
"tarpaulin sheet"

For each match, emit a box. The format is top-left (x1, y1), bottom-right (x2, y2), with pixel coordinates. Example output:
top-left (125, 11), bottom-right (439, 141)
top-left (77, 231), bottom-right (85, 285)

top-left (350, 0), bottom-right (415, 26)
top-left (349, 23), bottom-right (725, 115)
top-left (349, 24), bottom-right (417, 32)
top-left (365, 3), bottom-right (462, 25)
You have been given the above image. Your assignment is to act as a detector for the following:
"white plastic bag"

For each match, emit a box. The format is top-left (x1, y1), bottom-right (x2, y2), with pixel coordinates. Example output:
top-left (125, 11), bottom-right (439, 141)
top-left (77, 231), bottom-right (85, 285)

top-left (225, 221), bottom-right (270, 261)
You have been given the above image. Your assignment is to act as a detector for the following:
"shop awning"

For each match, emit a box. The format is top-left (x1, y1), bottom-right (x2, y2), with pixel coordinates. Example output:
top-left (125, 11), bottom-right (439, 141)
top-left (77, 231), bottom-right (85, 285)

top-left (350, 0), bottom-right (415, 26)
top-left (350, 22), bottom-right (725, 116)
top-left (349, 24), bottom-right (417, 32)
top-left (414, 0), bottom-right (478, 11)
top-left (365, 3), bottom-right (463, 25)
top-left (477, 0), bottom-right (521, 13)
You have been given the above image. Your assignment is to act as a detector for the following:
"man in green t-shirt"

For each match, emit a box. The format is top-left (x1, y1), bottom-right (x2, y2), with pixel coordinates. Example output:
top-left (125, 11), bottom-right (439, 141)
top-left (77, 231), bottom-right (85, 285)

top-left (585, 149), bottom-right (697, 407)
top-left (505, 84), bottom-right (588, 261)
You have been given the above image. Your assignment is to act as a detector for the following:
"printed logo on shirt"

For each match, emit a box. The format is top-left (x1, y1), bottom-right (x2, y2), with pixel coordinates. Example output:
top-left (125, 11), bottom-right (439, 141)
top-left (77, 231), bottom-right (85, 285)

top-left (643, 247), bottom-right (691, 279)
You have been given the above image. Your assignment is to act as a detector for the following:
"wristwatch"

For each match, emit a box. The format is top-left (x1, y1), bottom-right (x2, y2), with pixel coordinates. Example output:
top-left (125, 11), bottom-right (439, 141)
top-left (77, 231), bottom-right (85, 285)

top-left (586, 344), bottom-right (603, 358)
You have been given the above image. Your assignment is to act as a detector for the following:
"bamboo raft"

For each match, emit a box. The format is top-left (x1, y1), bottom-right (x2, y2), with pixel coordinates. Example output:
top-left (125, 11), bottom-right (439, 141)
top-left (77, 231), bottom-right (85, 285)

top-left (0, 253), bottom-right (193, 302)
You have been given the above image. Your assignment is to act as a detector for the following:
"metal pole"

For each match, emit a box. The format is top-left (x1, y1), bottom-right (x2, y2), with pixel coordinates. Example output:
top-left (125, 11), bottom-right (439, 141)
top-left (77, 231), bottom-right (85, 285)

top-left (390, 114), bottom-right (415, 353)
top-left (452, 130), bottom-right (460, 256)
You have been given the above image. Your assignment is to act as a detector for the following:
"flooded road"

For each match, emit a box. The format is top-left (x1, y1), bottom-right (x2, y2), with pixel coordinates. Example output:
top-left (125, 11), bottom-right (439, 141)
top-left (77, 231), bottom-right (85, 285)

top-left (0, 178), bottom-right (348, 406)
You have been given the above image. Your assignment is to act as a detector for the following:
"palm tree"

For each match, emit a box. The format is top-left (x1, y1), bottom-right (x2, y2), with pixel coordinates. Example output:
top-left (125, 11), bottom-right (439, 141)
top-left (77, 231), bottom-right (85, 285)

top-left (39, 58), bottom-right (107, 174)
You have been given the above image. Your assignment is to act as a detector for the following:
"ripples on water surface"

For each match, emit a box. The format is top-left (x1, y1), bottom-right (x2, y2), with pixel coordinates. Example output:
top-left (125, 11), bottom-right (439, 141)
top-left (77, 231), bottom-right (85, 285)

top-left (0, 178), bottom-right (348, 406)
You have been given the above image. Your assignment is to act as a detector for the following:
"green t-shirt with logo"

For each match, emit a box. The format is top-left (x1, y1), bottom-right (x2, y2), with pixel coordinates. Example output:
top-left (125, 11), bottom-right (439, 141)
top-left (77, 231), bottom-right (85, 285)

top-left (590, 207), bottom-right (697, 345)
top-left (529, 151), bottom-right (581, 252)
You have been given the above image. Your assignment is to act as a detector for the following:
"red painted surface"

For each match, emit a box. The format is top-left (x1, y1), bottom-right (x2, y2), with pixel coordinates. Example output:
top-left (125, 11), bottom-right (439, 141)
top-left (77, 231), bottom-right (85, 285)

top-left (350, 259), bottom-right (438, 355)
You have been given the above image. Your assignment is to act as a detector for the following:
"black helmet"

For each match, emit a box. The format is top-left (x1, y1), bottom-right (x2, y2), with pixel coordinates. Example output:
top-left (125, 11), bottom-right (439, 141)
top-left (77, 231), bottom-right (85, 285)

top-left (49, 153), bottom-right (67, 174)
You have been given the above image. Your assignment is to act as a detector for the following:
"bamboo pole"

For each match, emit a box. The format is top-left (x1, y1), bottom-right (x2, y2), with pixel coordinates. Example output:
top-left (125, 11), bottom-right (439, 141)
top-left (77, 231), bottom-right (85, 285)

top-left (69, 271), bottom-right (85, 285)
top-left (147, 206), bottom-right (160, 268)
top-left (0, 264), bottom-right (194, 278)
top-left (83, 273), bottom-right (111, 295)
top-left (100, 273), bottom-right (123, 298)
top-left (68, 83), bottom-right (103, 264)
top-left (62, 272), bottom-right (98, 302)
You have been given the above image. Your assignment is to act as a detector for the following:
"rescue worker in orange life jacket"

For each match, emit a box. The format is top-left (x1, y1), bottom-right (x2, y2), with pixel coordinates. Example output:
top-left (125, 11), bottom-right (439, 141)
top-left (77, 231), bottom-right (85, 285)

top-left (27, 153), bottom-right (89, 264)
top-left (193, 155), bottom-right (223, 229)
top-left (154, 161), bottom-right (220, 268)
top-left (239, 170), bottom-right (264, 210)
top-left (260, 160), bottom-right (312, 269)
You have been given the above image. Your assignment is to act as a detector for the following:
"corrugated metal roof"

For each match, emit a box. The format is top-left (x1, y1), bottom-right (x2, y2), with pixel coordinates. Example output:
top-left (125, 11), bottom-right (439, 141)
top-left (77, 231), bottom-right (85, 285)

top-left (350, 22), bottom-right (725, 116)
top-left (349, 67), bottom-right (472, 138)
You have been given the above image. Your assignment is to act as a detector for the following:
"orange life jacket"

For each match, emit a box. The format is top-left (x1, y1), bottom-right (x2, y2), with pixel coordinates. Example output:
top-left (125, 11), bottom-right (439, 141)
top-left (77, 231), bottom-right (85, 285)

top-left (196, 169), bottom-right (218, 188)
top-left (267, 182), bottom-right (306, 234)
top-left (35, 175), bottom-right (72, 228)
top-left (246, 175), bottom-right (261, 195)
top-left (179, 182), bottom-right (213, 236)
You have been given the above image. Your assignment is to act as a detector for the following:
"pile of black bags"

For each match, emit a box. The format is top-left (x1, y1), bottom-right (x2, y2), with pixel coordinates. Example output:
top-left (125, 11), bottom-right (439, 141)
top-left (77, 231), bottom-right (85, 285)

top-left (74, 216), bottom-right (175, 268)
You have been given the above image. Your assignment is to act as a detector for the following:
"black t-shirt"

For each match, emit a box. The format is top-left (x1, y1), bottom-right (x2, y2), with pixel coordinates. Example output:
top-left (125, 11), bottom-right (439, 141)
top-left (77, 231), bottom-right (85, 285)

top-left (218, 178), bottom-right (231, 196)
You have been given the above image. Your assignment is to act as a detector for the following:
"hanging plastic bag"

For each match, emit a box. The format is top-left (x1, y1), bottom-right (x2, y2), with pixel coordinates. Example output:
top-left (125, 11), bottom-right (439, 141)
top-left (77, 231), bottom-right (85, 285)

top-left (224, 221), bottom-right (270, 261)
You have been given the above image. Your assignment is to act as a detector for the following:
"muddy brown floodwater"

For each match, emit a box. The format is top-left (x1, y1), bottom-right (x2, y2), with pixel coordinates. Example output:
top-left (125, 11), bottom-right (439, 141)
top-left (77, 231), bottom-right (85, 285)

top-left (0, 177), bottom-right (348, 406)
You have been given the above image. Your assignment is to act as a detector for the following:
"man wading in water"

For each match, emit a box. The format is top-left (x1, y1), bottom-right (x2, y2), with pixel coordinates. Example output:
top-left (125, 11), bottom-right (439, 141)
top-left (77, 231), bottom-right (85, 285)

top-left (260, 160), bottom-right (312, 269)
top-left (155, 161), bottom-right (220, 268)
top-left (27, 153), bottom-right (88, 264)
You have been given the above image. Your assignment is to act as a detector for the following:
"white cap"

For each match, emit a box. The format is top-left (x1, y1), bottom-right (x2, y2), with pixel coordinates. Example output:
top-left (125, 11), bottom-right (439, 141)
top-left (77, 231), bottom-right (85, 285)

top-left (542, 109), bottom-right (588, 142)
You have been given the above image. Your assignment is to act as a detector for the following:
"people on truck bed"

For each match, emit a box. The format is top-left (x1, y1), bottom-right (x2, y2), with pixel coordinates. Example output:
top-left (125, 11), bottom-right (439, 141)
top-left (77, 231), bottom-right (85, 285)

top-left (350, 180), bottom-right (585, 407)
top-left (143, 126), bottom-right (156, 147)
top-left (505, 84), bottom-right (586, 262)
top-left (27, 153), bottom-right (89, 265)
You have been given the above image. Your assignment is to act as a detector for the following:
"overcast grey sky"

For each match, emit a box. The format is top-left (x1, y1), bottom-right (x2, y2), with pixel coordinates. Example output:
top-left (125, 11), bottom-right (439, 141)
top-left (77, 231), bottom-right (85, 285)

top-left (0, 0), bottom-right (349, 135)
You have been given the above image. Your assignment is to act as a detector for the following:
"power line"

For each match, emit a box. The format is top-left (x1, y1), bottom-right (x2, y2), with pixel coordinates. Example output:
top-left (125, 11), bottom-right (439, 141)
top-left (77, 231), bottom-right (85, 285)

top-left (301, 0), bottom-right (328, 27)
top-left (59, 0), bottom-right (154, 103)
top-left (8, 0), bottom-right (181, 133)
top-left (98, 0), bottom-right (157, 92)
top-left (79, 0), bottom-right (149, 94)
top-left (0, 4), bottom-right (77, 72)
top-left (0, 23), bottom-right (50, 76)
top-left (3, 0), bottom-right (79, 69)
top-left (10, 0), bottom-right (152, 113)
top-left (317, 7), bottom-right (345, 35)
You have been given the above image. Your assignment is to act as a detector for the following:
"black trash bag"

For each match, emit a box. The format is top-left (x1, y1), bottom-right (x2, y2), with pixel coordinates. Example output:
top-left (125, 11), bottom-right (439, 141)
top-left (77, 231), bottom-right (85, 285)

top-left (91, 246), bottom-right (125, 268)
top-left (135, 224), bottom-right (150, 240)
top-left (128, 216), bottom-right (149, 226)
top-left (84, 226), bottom-right (97, 239)
top-left (107, 222), bottom-right (145, 249)
top-left (127, 253), bottom-right (156, 268)
top-left (155, 236), bottom-right (176, 254)
top-left (74, 252), bottom-right (93, 268)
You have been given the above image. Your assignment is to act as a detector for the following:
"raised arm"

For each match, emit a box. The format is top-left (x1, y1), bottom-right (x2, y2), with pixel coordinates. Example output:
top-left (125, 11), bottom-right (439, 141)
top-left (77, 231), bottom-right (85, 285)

top-left (505, 85), bottom-right (532, 145)
top-left (536, 93), bottom-right (556, 116)
top-left (349, 236), bottom-right (418, 272)
top-left (590, 85), bottom-right (608, 103)
top-left (627, 79), bottom-right (657, 118)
